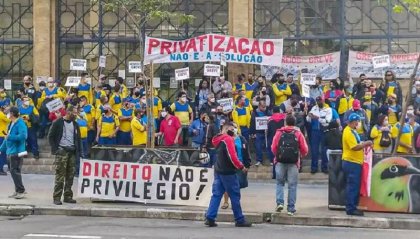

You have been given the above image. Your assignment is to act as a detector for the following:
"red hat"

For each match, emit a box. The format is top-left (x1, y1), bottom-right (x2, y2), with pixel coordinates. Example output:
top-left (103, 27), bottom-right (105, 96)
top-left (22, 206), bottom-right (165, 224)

top-left (352, 99), bottom-right (361, 110)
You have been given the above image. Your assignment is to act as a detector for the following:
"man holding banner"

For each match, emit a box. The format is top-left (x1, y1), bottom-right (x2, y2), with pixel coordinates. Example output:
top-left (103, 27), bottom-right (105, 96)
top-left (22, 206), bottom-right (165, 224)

top-left (250, 101), bottom-right (272, 166)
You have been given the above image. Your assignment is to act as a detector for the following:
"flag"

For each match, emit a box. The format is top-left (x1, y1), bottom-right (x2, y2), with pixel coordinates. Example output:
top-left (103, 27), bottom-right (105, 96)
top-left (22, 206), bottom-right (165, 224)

top-left (360, 147), bottom-right (373, 197)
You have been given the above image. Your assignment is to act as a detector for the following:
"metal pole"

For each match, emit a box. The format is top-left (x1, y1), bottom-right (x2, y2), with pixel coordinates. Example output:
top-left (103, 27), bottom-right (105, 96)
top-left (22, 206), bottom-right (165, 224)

top-left (149, 62), bottom-right (155, 149)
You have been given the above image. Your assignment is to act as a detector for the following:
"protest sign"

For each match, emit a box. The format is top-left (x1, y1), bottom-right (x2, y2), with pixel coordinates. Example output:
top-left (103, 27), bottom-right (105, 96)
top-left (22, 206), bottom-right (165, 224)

top-left (372, 55), bottom-right (391, 69)
top-left (128, 61), bottom-right (142, 73)
top-left (118, 70), bottom-right (126, 79)
top-left (70, 59), bottom-right (87, 71)
top-left (3, 79), bottom-right (11, 90)
top-left (348, 50), bottom-right (420, 78)
top-left (170, 77), bottom-right (178, 89)
top-left (126, 77), bottom-right (136, 88)
top-left (65, 76), bottom-right (81, 87)
top-left (36, 76), bottom-right (48, 84)
top-left (175, 67), bottom-right (190, 81)
top-left (301, 73), bottom-right (317, 85)
top-left (144, 34), bottom-right (283, 66)
top-left (204, 64), bottom-right (221, 77)
top-left (109, 79), bottom-right (116, 87)
top-left (261, 52), bottom-right (341, 80)
top-left (302, 84), bottom-right (310, 98)
top-left (78, 159), bottom-right (213, 207)
top-left (99, 56), bottom-right (106, 68)
top-left (220, 52), bottom-right (226, 66)
top-left (153, 77), bottom-right (161, 88)
top-left (217, 98), bottom-right (234, 112)
top-left (46, 98), bottom-right (64, 112)
top-left (255, 116), bottom-right (269, 130)
top-left (85, 77), bottom-right (92, 85)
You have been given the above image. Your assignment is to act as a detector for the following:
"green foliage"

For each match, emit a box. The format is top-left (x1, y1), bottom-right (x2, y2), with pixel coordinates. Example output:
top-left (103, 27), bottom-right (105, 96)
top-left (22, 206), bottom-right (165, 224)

top-left (379, 0), bottom-right (420, 13)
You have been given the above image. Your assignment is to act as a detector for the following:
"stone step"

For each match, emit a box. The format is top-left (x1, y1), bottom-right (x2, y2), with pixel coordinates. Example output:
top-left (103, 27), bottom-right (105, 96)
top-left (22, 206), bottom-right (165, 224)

top-left (22, 165), bottom-right (55, 175)
top-left (23, 158), bottom-right (55, 166)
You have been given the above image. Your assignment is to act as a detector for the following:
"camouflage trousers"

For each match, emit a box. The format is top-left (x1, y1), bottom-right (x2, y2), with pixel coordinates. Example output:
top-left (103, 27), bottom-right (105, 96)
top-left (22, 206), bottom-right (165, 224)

top-left (53, 148), bottom-right (76, 201)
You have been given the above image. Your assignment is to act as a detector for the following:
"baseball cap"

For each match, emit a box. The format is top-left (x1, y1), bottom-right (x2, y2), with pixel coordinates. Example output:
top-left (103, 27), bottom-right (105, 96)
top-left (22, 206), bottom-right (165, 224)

top-left (348, 113), bottom-right (361, 122)
top-left (352, 99), bottom-right (361, 110)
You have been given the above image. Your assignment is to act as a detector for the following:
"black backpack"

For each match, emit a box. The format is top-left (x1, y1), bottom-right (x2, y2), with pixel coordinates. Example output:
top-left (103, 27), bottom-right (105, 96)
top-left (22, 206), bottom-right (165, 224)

top-left (276, 130), bottom-right (299, 164)
top-left (379, 127), bottom-right (392, 147)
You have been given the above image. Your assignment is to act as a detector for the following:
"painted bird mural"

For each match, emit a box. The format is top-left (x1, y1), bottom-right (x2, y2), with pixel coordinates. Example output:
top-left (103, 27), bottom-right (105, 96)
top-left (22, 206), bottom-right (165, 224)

top-left (365, 157), bottom-right (420, 212)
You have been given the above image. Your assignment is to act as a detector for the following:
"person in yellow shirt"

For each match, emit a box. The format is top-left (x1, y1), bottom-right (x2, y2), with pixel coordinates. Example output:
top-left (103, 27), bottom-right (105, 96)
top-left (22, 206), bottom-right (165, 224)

top-left (232, 96), bottom-right (251, 141)
top-left (153, 92), bottom-right (163, 132)
top-left (96, 104), bottom-right (120, 145)
top-left (39, 78), bottom-right (66, 108)
top-left (116, 77), bottom-right (129, 99)
top-left (79, 96), bottom-right (96, 150)
top-left (95, 95), bottom-right (109, 121)
top-left (232, 74), bottom-right (245, 100)
top-left (272, 74), bottom-right (292, 106)
top-left (395, 122), bottom-right (414, 154)
top-left (342, 113), bottom-right (372, 216)
top-left (109, 85), bottom-right (123, 114)
top-left (76, 108), bottom-right (88, 159)
top-left (379, 94), bottom-right (401, 126)
top-left (117, 99), bottom-right (133, 145)
top-left (370, 115), bottom-right (397, 154)
top-left (77, 73), bottom-right (93, 104)
top-left (93, 84), bottom-right (107, 107)
top-left (170, 92), bottom-right (193, 146)
top-left (0, 105), bottom-right (10, 175)
top-left (19, 96), bottom-right (40, 159)
top-left (131, 108), bottom-right (147, 146)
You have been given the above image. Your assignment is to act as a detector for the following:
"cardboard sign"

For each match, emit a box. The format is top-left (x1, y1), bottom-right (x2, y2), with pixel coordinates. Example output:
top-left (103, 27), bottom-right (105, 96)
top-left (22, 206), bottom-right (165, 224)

top-left (118, 70), bottom-right (126, 79)
top-left (99, 56), bottom-right (106, 68)
top-left (128, 61), bottom-right (142, 73)
top-left (204, 64), bottom-right (221, 77)
top-left (78, 159), bottom-right (214, 207)
top-left (126, 77), bottom-right (136, 88)
top-left (170, 77), bottom-right (178, 89)
top-left (255, 116), bottom-right (269, 130)
top-left (3, 79), bottom-right (11, 90)
top-left (65, 76), bottom-right (81, 87)
top-left (36, 76), bottom-right (48, 84)
top-left (220, 52), bottom-right (226, 67)
top-left (153, 77), bottom-right (161, 88)
top-left (372, 55), bottom-right (391, 69)
top-left (217, 98), bottom-right (234, 112)
top-left (301, 73), bottom-right (317, 85)
top-left (46, 98), bottom-right (64, 112)
top-left (109, 79), bottom-right (116, 87)
top-left (302, 84), bottom-right (310, 98)
top-left (70, 59), bottom-right (87, 71)
top-left (195, 78), bottom-right (201, 87)
top-left (175, 67), bottom-right (190, 81)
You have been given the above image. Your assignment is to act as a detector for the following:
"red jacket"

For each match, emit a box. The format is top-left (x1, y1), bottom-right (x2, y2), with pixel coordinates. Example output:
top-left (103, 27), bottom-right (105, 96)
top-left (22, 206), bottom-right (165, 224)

top-left (271, 126), bottom-right (309, 167)
top-left (212, 133), bottom-right (244, 175)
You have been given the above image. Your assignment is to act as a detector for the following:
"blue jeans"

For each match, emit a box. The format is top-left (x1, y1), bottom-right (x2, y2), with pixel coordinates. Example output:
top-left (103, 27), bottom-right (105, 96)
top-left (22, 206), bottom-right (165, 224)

top-left (310, 129), bottom-right (327, 171)
top-left (208, 148), bottom-right (217, 167)
top-left (0, 137), bottom-right (5, 171)
top-left (240, 126), bottom-right (249, 142)
top-left (255, 133), bottom-right (271, 163)
top-left (206, 173), bottom-right (245, 223)
top-left (87, 130), bottom-right (96, 146)
top-left (116, 131), bottom-right (132, 145)
top-left (27, 127), bottom-right (39, 156)
top-left (81, 138), bottom-right (88, 158)
top-left (99, 137), bottom-right (116, 145)
top-left (39, 112), bottom-right (49, 137)
top-left (267, 137), bottom-right (275, 162)
top-left (342, 160), bottom-right (362, 214)
top-left (275, 163), bottom-right (298, 213)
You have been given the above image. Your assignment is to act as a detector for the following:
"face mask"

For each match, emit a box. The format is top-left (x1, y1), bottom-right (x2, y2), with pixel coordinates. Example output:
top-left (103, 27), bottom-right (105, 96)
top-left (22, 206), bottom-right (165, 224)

top-left (233, 128), bottom-right (238, 135)
top-left (23, 101), bottom-right (30, 106)
top-left (48, 83), bottom-right (54, 88)
top-left (248, 79), bottom-right (253, 83)
top-left (364, 96), bottom-right (372, 100)
top-left (262, 91), bottom-right (267, 95)
top-left (141, 99), bottom-right (146, 104)
top-left (209, 98), bottom-right (215, 103)
top-left (24, 82), bottom-right (31, 86)
top-left (383, 120), bottom-right (388, 126)
top-left (161, 112), bottom-right (168, 118)
top-left (39, 86), bottom-right (45, 91)
top-left (407, 110), bottom-right (414, 115)
top-left (80, 112), bottom-right (86, 118)
top-left (6, 113), bottom-right (10, 119)
top-left (227, 130), bottom-right (235, 137)
top-left (258, 81), bottom-right (264, 86)
top-left (217, 112), bottom-right (224, 116)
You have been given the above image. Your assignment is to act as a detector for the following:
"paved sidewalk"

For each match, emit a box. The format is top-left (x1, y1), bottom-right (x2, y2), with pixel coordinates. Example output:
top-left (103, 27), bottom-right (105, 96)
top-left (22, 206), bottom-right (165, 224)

top-left (0, 174), bottom-right (420, 230)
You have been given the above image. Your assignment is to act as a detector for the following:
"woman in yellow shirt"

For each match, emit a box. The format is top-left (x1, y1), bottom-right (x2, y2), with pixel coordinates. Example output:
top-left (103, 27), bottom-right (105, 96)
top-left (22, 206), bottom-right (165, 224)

top-left (370, 115), bottom-right (397, 154)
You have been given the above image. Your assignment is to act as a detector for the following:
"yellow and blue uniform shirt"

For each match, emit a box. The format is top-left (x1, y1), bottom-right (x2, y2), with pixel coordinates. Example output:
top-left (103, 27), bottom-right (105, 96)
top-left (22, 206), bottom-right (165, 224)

top-left (77, 116), bottom-right (88, 139)
top-left (388, 105), bottom-right (399, 125)
top-left (272, 83), bottom-right (292, 105)
top-left (120, 84), bottom-right (129, 99)
top-left (232, 106), bottom-right (251, 128)
top-left (244, 82), bottom-right (257, 100)
top-left (0, 111), bottom-right (10, 137)
top-left (95, 105), bottom-right (105, 121)
top-left (109, 93), bottom-right (123, 114)
top-left (338, 96), bottom-right (354, 115)
top-left (118, 108), bottom-right (134, 133)
top-left (233, 83), bottom-right (245, 99)
top-left (83, 104), bottom-right (96, 130)
top-left (395, 123), bottom-right (413, 153)
top-left (370, 125), bottom-right (398, 151)
top-left (0, 97), bottom-right (11, 108)
top-left (98, 114), bottom-right (120, 137)
top-left (19, 105), bottom-right (39, 128)
top-left (342, 126), bottom-right (364, 165)
top-left (170, 101), bottom-right (193, 126)
top-left (94, 90), bottom-right (107, 107)
top-left (153, 97), bottom-right (162, 119)
top-left (78, 83), bottom-right (93, 104)
top-left (40, 87), bottom-right (65, 106)
top-left (131, 116), bottom-right (147, 146)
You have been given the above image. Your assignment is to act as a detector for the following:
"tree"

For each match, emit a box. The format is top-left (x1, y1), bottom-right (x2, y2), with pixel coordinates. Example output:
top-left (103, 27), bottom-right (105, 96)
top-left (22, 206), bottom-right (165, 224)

top-left (392, 0), bottom-right (420, 13)
top-left (99, 0), bottom-right (194, 147)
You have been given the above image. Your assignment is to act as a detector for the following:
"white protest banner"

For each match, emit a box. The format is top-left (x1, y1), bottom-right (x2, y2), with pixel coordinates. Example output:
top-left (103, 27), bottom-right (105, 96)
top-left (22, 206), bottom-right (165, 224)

top-left (348, 50), bottom-right (420, 78)
top-left (153, 77), bottom-right (161, 88)
top-left (36, 76), bottom-right (48, 84)
top-left (46, 98), bottom-right (64, 112)
top-left (175, 67), bottom-right (190, 81)
top-left (302, 84), bottom-right (310, 98)
top-left (255, 116), bottom-right (269, 130)
top-left (70, 59), bottom-right (87, 71)
top-left (65, 76), bottom-right (81, 87)
top-left (99, 56), bottom-right (106, 68)
top-left (126, 77), bottom-right (136, 88)
top-left (217, 98), bottom-right (234, 112)
top-left (220, 52), bottom-right (227, 66)
top-left (128, 61), bottom-right (142, 73)
top-left (261, 52), bottom-right (341, 80)
top-left (78, 159), bottom-right (214, 207)
top-left (169, 77), bottom-right (178, 89)
top-left (204, 64), bottom-right (221, 77)
top-left (118, 70), bottom-right (126, 79)
top-left (3, 79), bottom-right (11, 90)
top-left (144, 34), bottom-right (283, 66)
top-left (301, 73), bottom-right (317, 86)
top-left (372, 55), bottom-right (390, 69)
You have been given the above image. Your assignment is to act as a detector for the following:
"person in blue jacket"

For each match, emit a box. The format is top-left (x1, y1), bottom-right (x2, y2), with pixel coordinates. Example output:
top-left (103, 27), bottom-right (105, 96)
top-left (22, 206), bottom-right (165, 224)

top-left (0, 107), bottom-right (28, 199)
top-left (188, 112), bottom-right (209, 149)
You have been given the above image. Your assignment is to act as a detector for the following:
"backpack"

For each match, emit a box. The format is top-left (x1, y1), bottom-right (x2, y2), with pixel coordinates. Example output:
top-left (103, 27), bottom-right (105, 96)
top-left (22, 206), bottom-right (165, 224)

top-left (379, 128), bottom-right (392, 147)
top-left (276, 130), bottom-right (299, 164)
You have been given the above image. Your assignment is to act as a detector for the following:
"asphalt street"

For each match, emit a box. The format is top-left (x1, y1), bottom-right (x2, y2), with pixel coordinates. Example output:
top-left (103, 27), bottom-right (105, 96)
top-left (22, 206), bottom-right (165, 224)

top-left (0, 216), bottom-right (419, 239)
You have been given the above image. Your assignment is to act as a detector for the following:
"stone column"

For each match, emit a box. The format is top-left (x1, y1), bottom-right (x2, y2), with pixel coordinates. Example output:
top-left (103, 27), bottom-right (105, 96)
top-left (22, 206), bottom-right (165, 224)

top-left (228, 0), bottom-right (253, 82)
top-left (33, 0), bottom-right (55, 83)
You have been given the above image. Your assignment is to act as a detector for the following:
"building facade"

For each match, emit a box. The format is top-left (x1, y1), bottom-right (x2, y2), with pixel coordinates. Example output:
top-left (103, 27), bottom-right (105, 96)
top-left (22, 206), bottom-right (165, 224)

top-left (1, 0), bottom-right (419, 97)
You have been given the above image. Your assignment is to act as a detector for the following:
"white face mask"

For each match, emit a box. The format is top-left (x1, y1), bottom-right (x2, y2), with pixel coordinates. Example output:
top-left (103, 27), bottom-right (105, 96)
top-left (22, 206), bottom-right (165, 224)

top-left (39, 86), bottom-right (45, 91)
top-left (48, 83), bottom-right (54, 88)
top-left (233, 128), bottom-right (238, 135)
top-left (209, 98), bottom-right (215, 103)
top-left (141, 99), bottom-right (146, 104)
top-left (6, 113), bottom-right (10, 119)
top-left (23, 101), bottom-right (30, 106)
top-left (161, 112), bottom-right (168, 118)
top-left (407, 109), bottom-right (414, 115)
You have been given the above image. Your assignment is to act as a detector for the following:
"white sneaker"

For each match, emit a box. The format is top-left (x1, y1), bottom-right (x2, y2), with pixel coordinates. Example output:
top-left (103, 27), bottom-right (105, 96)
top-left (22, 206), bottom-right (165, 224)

top-left (255, 162), bottom-right (262, 166)
top-left (287, 211), bottom-right (295, 216)
top-left (270, 163), bottom-right (273, 166)
top-left (276, 204), bottom-right (284, 212)
top-left (8, 192), bottom-right (17, 198)
top-left (14, 193), bottom-right (25, 199)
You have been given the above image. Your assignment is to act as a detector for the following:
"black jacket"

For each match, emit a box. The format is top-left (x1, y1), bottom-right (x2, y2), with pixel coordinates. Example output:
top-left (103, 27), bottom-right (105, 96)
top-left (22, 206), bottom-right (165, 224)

top-left (250, 109), bottom-right (272, 135)
top-left (212, 134), bottom-right (244, 175)
top-left (48, 118), bottom-right (82, 156)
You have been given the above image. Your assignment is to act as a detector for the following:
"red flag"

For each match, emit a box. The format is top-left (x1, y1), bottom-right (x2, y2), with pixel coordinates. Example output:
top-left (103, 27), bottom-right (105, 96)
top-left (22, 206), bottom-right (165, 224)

top-left (360, 147), bottom-right (373, 197)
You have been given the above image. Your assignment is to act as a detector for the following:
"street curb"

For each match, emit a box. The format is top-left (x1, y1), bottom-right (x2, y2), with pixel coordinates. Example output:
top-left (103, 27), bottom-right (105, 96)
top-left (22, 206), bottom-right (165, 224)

top-left (1, 204), bottom-right (419, 230)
